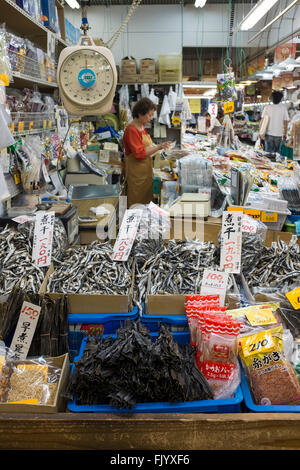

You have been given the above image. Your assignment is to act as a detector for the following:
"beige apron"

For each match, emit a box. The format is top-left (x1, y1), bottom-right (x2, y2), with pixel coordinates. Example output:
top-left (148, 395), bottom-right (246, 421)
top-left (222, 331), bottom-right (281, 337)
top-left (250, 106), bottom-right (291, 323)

top-left (125, 129), bottom-right (153, 209)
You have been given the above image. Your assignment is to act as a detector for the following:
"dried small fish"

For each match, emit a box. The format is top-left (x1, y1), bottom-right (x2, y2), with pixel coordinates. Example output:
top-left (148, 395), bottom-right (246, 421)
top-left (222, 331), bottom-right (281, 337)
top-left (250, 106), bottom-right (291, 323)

top-left (47, 240), bottom-right (133, 295)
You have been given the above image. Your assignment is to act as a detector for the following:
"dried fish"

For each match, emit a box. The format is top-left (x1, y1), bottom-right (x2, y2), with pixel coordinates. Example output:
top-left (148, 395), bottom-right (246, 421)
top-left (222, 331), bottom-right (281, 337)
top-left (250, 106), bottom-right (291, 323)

top-left (47, 240), bottom-right (133, 295)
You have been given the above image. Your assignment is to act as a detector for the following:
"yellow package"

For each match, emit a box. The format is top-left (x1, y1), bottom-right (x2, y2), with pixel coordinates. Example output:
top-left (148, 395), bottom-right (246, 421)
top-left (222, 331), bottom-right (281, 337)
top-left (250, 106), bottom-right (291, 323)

top-left (239, 326), bottom-right (300, 406)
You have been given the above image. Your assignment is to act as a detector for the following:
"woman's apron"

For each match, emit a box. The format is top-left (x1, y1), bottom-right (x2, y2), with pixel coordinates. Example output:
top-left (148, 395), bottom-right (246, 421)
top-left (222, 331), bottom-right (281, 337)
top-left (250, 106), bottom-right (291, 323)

top-left (125, 131), bottom-right (153, 209)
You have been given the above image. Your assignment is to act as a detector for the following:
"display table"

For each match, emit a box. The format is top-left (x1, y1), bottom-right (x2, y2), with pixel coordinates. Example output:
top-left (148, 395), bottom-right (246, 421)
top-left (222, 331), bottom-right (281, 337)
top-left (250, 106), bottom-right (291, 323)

top-left (1, 413), bottom-right (300, 450)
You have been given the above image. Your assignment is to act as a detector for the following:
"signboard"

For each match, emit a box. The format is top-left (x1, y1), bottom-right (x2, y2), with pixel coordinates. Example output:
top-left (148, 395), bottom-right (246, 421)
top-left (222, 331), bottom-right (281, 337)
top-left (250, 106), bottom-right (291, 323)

top-left (220, 211), bottom-right (242, 274)
top-left (223, 101), bottom-right (234, 114)
top-left (208, 102), bottom-right (218, 119)
top-left (200, 269), bottom-right (229, 306)
top-left (112, 208), bottom-right (143, 261)
top-left (32, 211), bottom-right (55, 267)
top-left (9, 301), bottom-right (42, 360)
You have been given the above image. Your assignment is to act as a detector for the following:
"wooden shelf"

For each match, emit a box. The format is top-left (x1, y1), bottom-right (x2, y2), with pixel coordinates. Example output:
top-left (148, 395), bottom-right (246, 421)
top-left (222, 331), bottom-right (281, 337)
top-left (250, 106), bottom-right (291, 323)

top-left (11, 72), bottom-right (58, 90)
top-left (2, 0), bottom-right (66, 53)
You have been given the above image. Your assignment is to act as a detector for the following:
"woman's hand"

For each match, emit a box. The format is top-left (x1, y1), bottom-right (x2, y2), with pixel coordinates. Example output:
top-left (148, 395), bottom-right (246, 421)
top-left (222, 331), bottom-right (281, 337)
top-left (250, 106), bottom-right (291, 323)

top-left (157, 141), bottom-right (172, 151)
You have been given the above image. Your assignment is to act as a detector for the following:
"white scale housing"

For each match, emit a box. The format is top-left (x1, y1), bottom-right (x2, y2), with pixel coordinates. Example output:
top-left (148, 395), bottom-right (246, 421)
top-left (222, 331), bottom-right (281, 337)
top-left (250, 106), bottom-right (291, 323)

top-left (57, 37), bottom-right (118, 116)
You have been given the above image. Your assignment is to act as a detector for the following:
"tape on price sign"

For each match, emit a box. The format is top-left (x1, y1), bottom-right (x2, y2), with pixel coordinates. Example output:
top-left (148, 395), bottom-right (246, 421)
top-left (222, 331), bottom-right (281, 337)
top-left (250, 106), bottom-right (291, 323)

top-left (223, 101), bottom-right (234, 114)
top-left (201, 269), bottom-right (229, 306)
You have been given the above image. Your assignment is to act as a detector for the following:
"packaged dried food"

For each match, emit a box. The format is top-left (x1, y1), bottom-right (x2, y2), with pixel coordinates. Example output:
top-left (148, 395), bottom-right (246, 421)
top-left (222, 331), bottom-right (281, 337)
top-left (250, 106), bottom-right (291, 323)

top-left (239, 325), bottom-right (300, 406)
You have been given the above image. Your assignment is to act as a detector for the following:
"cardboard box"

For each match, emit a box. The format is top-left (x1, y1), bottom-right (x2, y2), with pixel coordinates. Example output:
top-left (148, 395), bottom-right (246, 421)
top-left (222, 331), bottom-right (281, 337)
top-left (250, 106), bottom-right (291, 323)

top-left (138, 73), bottom-right (158, 83)
top-left (119, 74), bottom-right (139, 83)
top-left (0, 354), bottom-right (69, 413)
top-left (39, 263), bottom-right (134, 314)
top-left (140, 58), bottom-right (156, 74)
top-left (56, 0), bottom-right (66, 41)
top-left (121, 58), bottom-right (137, 75)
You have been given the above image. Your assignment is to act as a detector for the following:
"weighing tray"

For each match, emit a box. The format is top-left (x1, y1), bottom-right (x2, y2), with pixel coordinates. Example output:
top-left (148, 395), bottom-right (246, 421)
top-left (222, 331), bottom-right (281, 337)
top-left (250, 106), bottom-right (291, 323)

top-left (68, 184), bottom-right (120, 200)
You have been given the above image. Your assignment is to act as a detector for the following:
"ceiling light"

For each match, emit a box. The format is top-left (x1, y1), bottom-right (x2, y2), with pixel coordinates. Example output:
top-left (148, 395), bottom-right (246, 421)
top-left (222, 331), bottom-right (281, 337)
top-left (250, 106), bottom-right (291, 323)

top-left (238, 0), bottom-right (279, 31)
top-left (65, 0), bottom-right (80, 9)
top-left (195, 0), bottom-right (207, 7)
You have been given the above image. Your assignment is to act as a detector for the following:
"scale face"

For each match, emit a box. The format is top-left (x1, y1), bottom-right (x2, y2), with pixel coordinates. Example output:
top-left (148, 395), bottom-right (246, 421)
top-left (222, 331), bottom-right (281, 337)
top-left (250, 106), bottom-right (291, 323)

top-left (57, 39), bottom-right (118, 116)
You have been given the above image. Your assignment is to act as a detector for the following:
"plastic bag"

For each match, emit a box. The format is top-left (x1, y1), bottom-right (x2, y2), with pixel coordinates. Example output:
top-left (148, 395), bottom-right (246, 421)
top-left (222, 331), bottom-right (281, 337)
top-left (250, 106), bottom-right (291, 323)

top-left (158, 95), bottom-right (171, 127)
top-left (0, 24), bottom-right (12, 86)
top-left (168, 86), bottom-right (177, 112)
top-left (0, 352), bottom-right (62, 405)
top-left (239, 325), bottom-right (300, 405)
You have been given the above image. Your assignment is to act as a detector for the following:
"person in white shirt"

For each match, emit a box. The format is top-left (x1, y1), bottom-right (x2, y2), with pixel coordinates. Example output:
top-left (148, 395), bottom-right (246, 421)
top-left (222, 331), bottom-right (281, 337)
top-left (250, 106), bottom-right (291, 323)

top-left (259, 90), bottom-right (289, 153)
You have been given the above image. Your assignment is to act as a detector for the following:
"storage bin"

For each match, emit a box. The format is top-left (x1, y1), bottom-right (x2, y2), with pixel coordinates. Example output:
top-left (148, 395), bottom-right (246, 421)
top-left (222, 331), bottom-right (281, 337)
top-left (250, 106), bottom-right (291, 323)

top-left (241, 371), bottom-right (300, 413)
top-left (141, 312), bottom-right (188, 332)
top-left (68, 331), bottom-right (243, 413)
top-left (158, 54), bottom-right (182, 83)
top-left (68, 307), bottom-right (139, 361)
top-left (261, 208), bottom-right (291, 231)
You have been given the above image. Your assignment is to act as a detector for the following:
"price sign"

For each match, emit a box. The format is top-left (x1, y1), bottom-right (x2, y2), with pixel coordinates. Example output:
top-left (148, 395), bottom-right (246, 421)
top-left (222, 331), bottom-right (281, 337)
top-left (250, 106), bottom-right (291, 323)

top-left (286, 287), bottom-right (300, 310)
top-left (243, 209), bottom-right (261, 220)
top-left (246, 308), bottom-right (277, 326)
top-left (261, 211), bottom-right (278, 223)
top-left (9, 301), bottom-right (41, 360)
top-left (208, 102), bottom-right (218, 118)
top-left (32, 211), bottom-right (55, 267)
top-left (112, 209), bottom-right (143, 261)
top-left (201, 269), bottom-right (229, 306)
top-left (18, 121), bottom-right (24, 132)
top-left (29, 121), bottom-right (34, 130)
top-left (220, 211), bottom-right (242, 274)
top-left (223, 101), bottom-right (234, 114)
top-left (242, 215), bottom-right (257, 234)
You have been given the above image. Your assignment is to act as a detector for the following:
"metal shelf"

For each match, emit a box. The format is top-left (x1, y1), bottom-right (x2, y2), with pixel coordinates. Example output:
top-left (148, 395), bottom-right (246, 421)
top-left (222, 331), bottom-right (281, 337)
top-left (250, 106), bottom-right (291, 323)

top-left (12, 127), bottom-right (57, 137)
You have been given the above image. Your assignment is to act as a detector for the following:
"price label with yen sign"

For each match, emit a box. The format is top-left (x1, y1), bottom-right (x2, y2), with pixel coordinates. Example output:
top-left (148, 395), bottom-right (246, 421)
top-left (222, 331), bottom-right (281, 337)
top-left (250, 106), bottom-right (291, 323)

top-left (223, 101), bottom-right (234, 114)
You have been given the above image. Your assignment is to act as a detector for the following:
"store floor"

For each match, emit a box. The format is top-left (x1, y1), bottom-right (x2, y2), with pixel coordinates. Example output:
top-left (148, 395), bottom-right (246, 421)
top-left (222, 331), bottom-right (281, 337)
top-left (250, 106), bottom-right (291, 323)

top-left (1, 412), bottom-right (300, 450)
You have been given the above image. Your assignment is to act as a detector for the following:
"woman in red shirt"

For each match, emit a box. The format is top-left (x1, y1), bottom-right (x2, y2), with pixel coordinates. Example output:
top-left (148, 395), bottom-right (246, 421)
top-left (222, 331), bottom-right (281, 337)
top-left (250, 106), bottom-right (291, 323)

top-left (123, 97), bottom-right (171, 208)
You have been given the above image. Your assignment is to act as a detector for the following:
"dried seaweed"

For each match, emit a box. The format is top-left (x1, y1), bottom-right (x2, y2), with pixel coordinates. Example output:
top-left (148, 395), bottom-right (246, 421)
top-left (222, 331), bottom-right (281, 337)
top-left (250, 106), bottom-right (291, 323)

top-left (64, 321), bottom-right (213, 409)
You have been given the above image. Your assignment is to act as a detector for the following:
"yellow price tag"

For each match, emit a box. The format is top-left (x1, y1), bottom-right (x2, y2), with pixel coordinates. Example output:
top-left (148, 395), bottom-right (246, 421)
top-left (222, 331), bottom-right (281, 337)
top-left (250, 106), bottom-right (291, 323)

top-left (261, 211), bottom-right (278, 223)
top-left (48, 120), bottom-right (52, 128)
top-left (286, 287), bottom-right (300, 310)
top-left (240, 329), bottom-right (275, 358)
top-left (244, 209), bottom-right (261, 219)
top-left (43, 120), bottom-right (47, 129)
top-left (172, 116), bottom-right (181, 126)
top-left (14, 173), bottom-right (21, 184)
top-left (18, 121), bottom-right (24, 132)
top-left (246, 308), bottom-right (277, 327)
top-left (8, 123), bottom-right (15, 132)
top-left (227, 206), bottom-right (244, 212)
top-left (223, 101), bottom-right (234, 114)
top-left (29, 121), bottom-right (34, 130)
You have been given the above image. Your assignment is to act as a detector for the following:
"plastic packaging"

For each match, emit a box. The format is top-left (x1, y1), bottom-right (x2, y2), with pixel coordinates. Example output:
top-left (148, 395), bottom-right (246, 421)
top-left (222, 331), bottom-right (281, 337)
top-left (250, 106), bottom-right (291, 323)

top-left (0, 24), bottom-right (12, 86)
top-left (178, 154), bottom-right (213, 196)
top-left (0, 353), bottom-right (62, 405)
top-left (239, 325), bottom-right (300, 406)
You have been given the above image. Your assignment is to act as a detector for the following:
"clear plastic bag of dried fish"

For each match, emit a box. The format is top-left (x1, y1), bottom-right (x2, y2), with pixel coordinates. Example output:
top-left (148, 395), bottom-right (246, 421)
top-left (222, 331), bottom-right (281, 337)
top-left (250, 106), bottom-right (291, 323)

top-left (47, 240), bottom-right (134, 295)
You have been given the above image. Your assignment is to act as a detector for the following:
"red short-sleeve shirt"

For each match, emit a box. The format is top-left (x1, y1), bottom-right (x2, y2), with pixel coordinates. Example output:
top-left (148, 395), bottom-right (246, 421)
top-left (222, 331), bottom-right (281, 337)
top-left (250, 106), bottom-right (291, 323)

top-left (123, 124), bottom-right (147, 160)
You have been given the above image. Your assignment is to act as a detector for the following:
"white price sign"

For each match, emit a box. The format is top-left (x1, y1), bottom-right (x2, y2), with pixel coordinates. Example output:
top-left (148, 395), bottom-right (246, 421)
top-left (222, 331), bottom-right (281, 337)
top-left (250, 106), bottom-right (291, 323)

top-left (208, 102), bottom-right (218, 118)
top-left (9, 301), bottom-right (41, 360)
top-left (220, 211), bottom-right (243, 274)
top-left (201, 269), bottom-right (229, 306)
top-left (32, 211), bottom-right (55, 267)
top-left (112, 209), bottom-right (143, 261)
top-left (242, 215), bottom-right (257, 234)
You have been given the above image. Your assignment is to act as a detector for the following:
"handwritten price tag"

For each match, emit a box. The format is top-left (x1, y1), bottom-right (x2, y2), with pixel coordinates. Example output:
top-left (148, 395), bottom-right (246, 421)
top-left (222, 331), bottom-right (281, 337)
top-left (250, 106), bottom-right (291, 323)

top-left (112, 209), bottom-right (142, 262)
top-left (201, 269), bottom-right (229, 306)
top-left (220, 211), bottom-right (242, 274)
top-left (32, 211), bottom-right (55, 267)
top-left (286, 287), bottom-right (300, 310)
top-left (9, 301), bottom-right (41, 360)
top-left (223, 101), bottom-right (234, 114)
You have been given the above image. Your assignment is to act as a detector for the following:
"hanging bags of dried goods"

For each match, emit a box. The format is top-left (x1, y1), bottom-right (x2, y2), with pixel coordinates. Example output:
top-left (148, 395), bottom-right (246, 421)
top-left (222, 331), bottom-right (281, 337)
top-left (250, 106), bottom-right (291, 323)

top-left (239, 325), bottom-right (300, 406)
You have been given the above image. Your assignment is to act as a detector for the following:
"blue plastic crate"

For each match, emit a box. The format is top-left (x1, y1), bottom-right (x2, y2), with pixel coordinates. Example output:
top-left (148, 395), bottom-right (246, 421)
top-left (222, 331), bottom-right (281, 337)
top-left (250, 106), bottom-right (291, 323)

top-left (241, 370), bottom-right (300, 413)
top-left (141, 313), bottom-right (189, 332)
top-left (68, 307), bottom-right (139, 361)
top-left (68, 330), bottom-right (243, 413)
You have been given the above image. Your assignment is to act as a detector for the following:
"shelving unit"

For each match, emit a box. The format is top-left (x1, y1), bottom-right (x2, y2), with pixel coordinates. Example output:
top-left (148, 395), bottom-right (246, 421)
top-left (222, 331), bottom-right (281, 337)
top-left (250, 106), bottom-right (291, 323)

top-left (11, 72), bottom-right (58, 90)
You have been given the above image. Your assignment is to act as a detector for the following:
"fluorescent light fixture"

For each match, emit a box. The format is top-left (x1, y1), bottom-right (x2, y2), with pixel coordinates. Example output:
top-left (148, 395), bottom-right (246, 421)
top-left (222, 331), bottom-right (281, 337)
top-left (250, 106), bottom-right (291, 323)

top-left (239, 0), bottom-right (279, 31)
top-left (195, 0), bottom-right (207, 7)
top-left (65, 0), bottom-right (80, 9)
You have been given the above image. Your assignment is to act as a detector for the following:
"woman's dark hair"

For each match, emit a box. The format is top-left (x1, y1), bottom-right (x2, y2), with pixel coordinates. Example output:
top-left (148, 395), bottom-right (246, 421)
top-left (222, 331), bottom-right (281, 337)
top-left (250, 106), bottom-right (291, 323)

top-left (271, 90), bottom-right (283, 104)
top-left (132, 98), bottom-right (156, 118)
top-left (204, 112), bottom-right (211, 117)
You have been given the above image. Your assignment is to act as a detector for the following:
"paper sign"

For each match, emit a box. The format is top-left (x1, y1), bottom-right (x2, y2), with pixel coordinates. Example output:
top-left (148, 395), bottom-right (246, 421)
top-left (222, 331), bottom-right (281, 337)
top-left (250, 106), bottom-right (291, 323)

top-left (243, 209), bottom-right (261, 220)
top-left (189, 99), bottom-right (201, 114)
top-left (286, 287), bottom-right (300, 310)
top-left (242, 215), bottom-right (257, 234)
top-left (208, 103), bottom-right (218, 119)
top-left (220, 211), bottom-right (242, 274)
top-left (246, 308), bottom-right (277, 326)
top-left (261, 211), bottom-right (278, 223)
top-left (112, 209), bottom-right (143, 261)
top-left (148, 201), bottom-right (169, 219)
top-left (32, 211), bottom-right (55, 267)
top-left (12, 215), bottom-right (35, 224)
top-left (9, 301), bottom-right (42, 360)
top-left (223, 101), bottom-right (234, 114)
top-left (104, 142), bottom-right (118, 151)
top-left (200, 269), bottom-right (229, 306)
top-left (98, 131), bottom-right (111, 140)
top-left (99, 149), bottom-right (110, 162)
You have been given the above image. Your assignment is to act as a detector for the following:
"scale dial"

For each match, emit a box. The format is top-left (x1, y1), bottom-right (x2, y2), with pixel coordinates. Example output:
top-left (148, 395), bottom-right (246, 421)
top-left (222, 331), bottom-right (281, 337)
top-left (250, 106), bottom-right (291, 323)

top-left (59, 48), bottom-right (115, 107)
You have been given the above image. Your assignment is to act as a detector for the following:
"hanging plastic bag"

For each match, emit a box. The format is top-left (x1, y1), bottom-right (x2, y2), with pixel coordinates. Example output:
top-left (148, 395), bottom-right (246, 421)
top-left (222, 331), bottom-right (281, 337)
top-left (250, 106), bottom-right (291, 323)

top-left (149, 88), bottom-right (159, 120)
top-left (158, 94), bottom-right (171, 128)
top-left (168, 86), bottom-right (177, 111)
